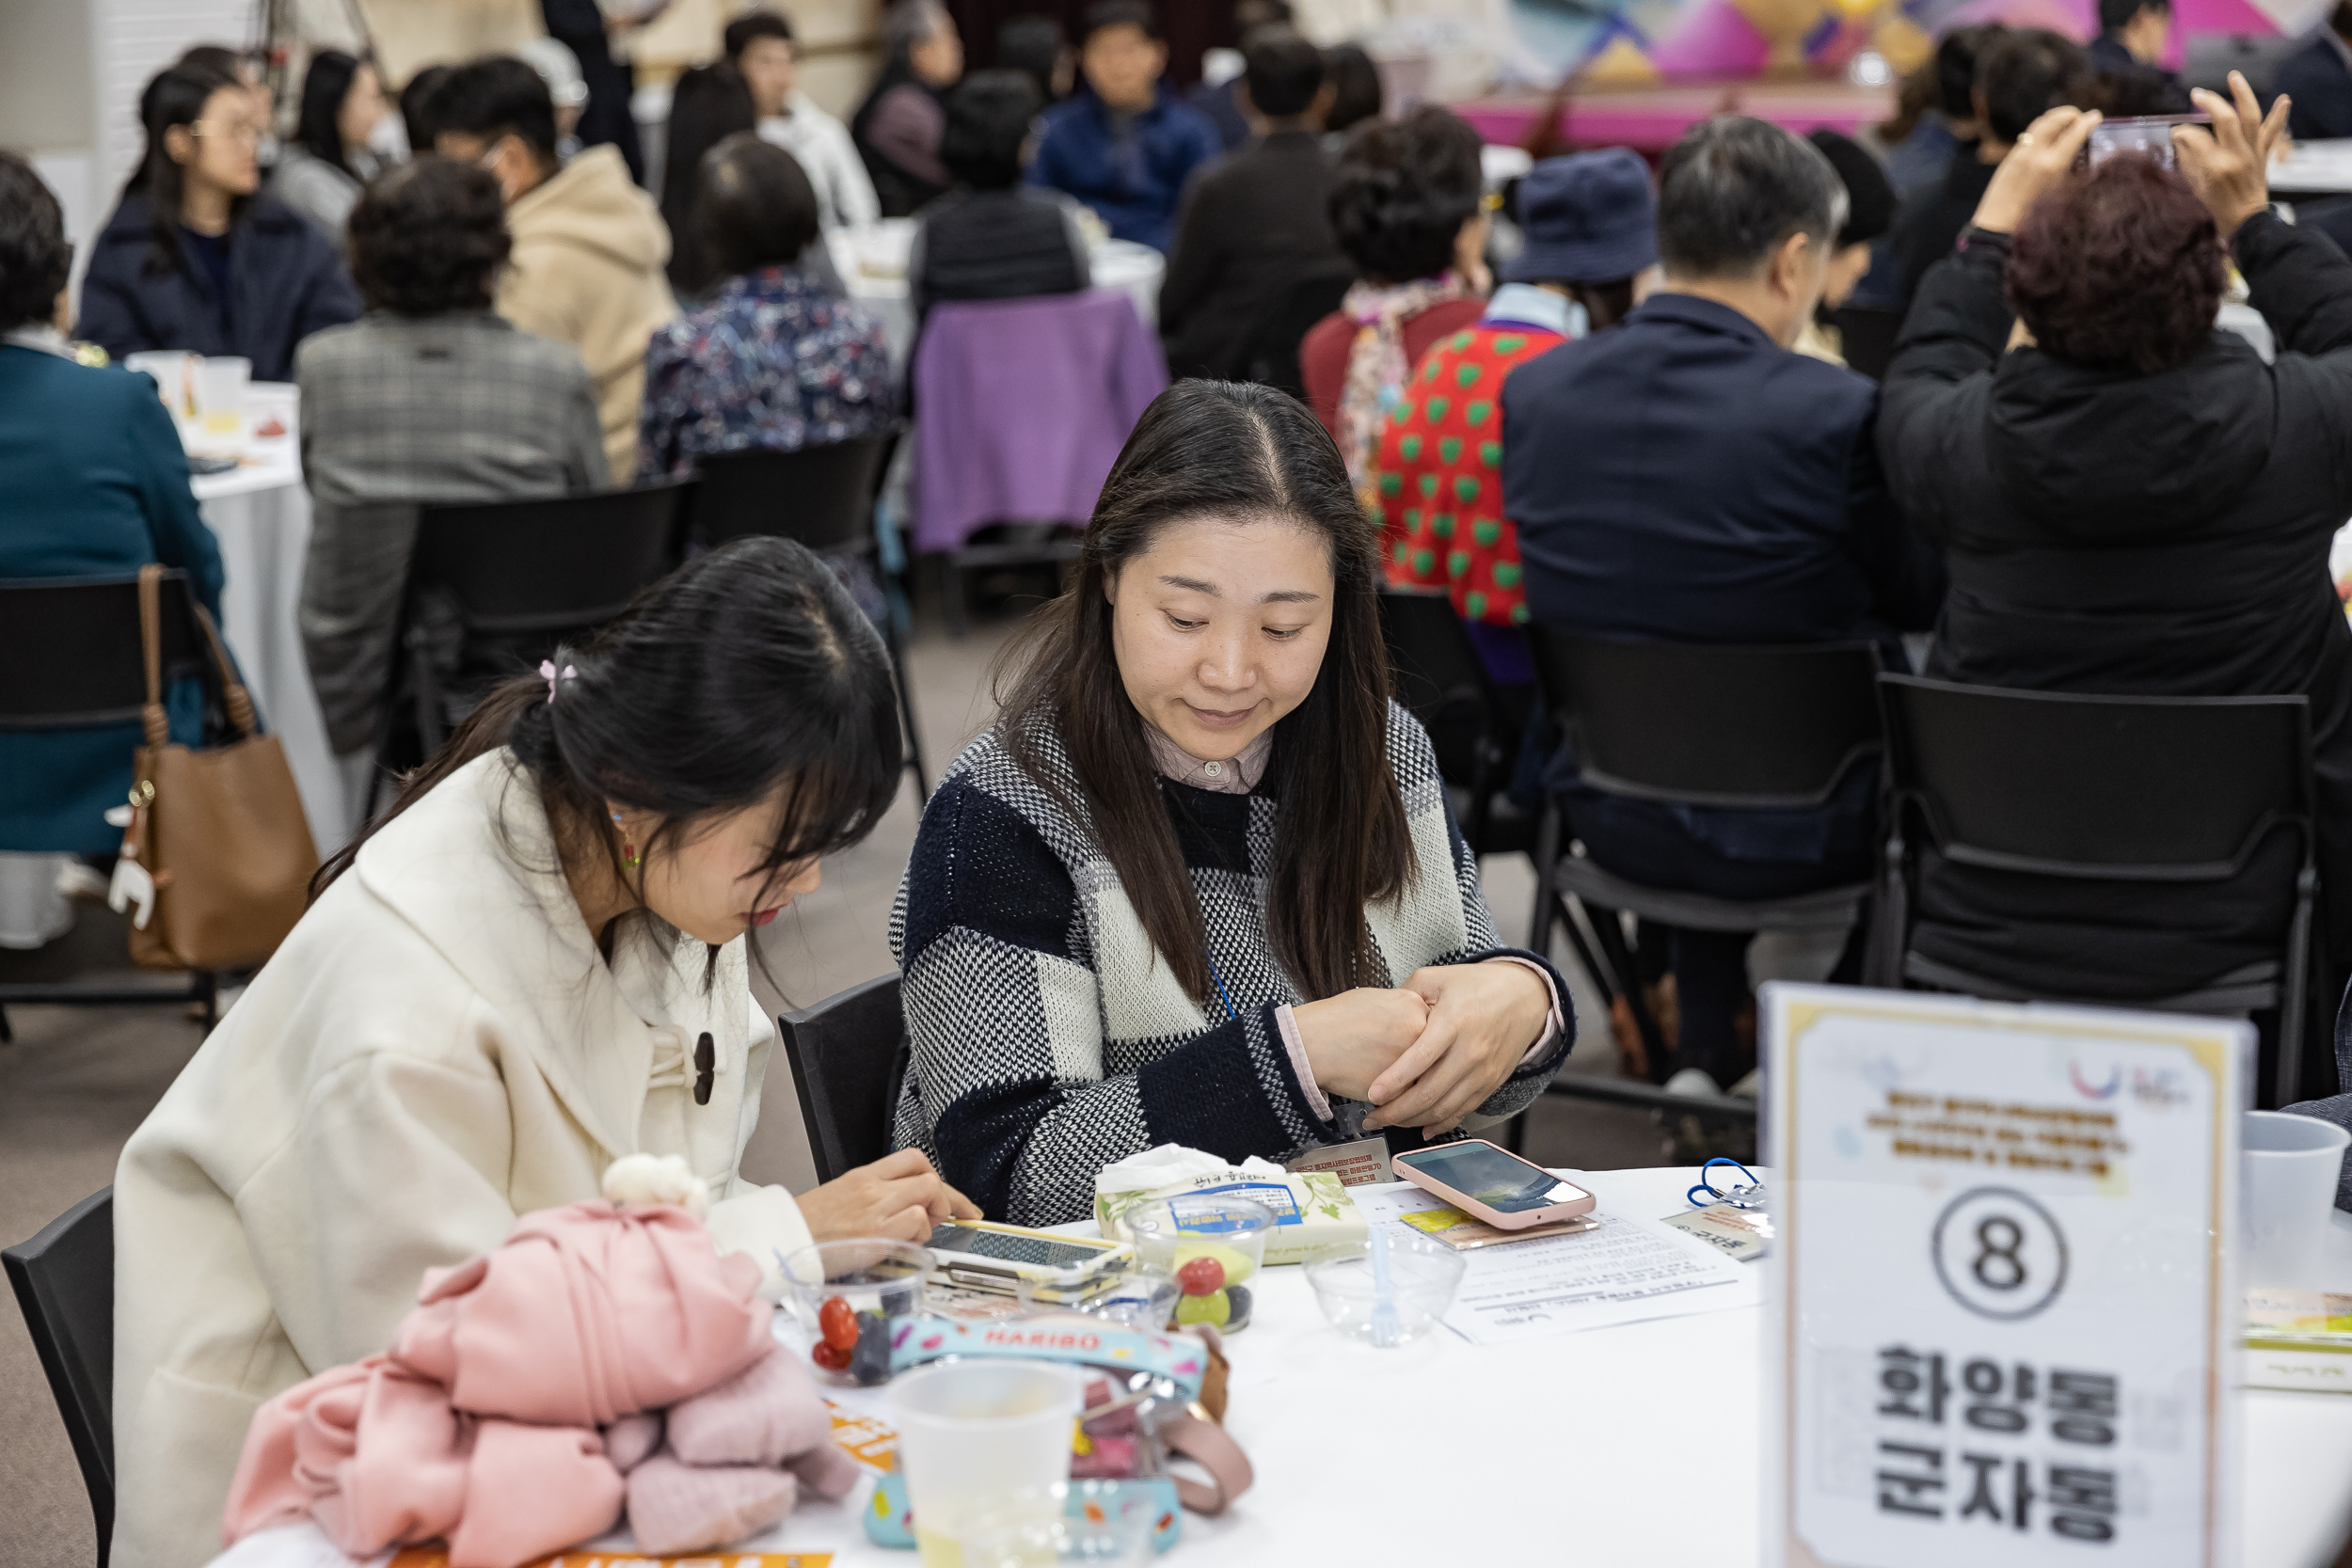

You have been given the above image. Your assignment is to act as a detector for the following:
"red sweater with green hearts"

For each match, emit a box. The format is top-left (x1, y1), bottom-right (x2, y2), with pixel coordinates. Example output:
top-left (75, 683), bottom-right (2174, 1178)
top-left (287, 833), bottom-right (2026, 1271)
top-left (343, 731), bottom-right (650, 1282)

top-left (1366, 321), bottom-right (1565, 626)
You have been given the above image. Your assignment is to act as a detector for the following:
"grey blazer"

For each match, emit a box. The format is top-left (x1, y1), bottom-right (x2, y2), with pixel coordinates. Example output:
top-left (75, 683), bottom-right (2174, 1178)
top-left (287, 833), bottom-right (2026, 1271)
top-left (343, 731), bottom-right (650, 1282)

top-left (295, 310), bottom-right (607, 755)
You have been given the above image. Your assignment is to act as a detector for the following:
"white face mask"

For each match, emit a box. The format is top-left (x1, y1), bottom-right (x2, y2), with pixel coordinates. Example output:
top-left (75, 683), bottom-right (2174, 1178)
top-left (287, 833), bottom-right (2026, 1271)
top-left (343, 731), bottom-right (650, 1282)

top-left (367, 113), bottom-right (409, 162)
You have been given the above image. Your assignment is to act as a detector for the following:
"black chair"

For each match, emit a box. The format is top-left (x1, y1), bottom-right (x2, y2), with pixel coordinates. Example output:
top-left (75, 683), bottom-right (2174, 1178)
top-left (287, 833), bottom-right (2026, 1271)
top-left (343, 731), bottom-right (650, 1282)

top-left (6, 1189), bottom-right (114, 1566)
top-left (1876, 676), bottom-right (2322, 1105)
top-left (1237, 268), bottom-right (1356, 398)
top-left (777, 974), bottom-right (909, 1184)
top-left (1524, 632), bottom-right (1885, 1110)
top-left (692, 437), bottom-right (929, 795)
top-left (0, 575), bottom-right (222, 1038)
top-left (1378, 591), bottom-right (1536, 862)
top-left (371, 483), bottom-right (692, 807)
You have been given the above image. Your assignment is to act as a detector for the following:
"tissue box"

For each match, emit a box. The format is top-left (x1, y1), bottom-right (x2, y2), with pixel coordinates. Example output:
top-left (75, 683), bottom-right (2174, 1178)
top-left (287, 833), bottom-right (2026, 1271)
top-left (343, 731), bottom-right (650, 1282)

top-left (1094, 1144), bottom-right (1367, 1265)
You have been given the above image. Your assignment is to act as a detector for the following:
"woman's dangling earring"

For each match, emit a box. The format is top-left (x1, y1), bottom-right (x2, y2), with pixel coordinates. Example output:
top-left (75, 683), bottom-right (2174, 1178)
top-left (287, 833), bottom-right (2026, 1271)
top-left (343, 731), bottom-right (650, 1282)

top-left (612, 811), bottom-right (641, 870)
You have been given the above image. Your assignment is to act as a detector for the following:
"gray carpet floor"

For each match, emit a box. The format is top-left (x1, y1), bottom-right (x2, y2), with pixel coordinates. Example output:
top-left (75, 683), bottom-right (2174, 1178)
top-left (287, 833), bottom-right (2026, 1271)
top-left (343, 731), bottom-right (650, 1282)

top-left (1, 600), bottom-right (1690, 1568)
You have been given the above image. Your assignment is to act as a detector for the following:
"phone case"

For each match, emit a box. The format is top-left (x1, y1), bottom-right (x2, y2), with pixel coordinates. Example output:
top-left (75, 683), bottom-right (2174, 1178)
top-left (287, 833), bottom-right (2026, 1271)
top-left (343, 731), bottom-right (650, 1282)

top-left (1392, 1140), bottom-right (1597, 1229)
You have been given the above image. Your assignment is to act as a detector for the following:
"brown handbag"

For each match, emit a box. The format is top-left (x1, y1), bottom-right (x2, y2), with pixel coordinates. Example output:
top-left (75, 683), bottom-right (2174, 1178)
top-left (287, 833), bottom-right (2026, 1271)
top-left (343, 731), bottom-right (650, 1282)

top-left (119, 564), bottom-right (320, 972)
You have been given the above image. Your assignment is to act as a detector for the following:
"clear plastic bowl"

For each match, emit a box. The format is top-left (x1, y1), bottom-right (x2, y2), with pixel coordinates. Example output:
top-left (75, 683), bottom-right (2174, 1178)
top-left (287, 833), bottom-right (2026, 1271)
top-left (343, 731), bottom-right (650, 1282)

top-left (1123, 1195), bottom-right (1272, 1333)
top-left (779, 1237), bottom-right (931, 1386)
top-left (1303, 1232), bottom-right (1467, 1346)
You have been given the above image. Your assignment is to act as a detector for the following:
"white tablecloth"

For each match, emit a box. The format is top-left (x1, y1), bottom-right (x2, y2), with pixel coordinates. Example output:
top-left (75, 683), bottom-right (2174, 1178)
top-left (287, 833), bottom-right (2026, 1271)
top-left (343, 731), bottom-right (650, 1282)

top-left (826, 218), bottom-right (1168, 370)
top-left (200, 1166), bottom-right (2352, 1568)
top-left (191, 385), bottom-right (350, 855)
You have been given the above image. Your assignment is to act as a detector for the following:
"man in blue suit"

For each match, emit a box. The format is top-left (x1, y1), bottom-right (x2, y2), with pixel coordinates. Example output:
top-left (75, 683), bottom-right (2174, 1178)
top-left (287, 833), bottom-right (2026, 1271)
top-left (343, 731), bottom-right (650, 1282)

top-left (1028, 0), bottom-right (1221, 253)
top-left (1502, 117), bottom-right (1944, 1096)
top-left (2278, 3), bottom-right (2352, 141)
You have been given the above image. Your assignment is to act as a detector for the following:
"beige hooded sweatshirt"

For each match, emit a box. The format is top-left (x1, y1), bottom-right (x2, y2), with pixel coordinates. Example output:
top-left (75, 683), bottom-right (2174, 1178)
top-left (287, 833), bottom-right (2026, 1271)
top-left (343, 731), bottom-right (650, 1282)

top-left (496, 145), bottom-right (677, 481)
top-left (109, 752), bottom-right (809, 1568)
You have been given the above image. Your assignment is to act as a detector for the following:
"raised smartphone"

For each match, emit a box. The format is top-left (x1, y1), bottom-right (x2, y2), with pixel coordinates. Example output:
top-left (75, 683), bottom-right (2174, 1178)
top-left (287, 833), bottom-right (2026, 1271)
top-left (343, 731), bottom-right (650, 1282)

top-left (2083, 114), bottom-right (2206, 171)
top-left (1392, 1139), bottom-right (1598, 1229)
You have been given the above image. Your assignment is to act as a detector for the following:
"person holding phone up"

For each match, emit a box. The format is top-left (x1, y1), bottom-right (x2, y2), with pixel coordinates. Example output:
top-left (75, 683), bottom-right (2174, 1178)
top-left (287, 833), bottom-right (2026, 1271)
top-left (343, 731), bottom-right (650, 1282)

top-left (893, 380), bottom-right (1573, 1227)
top-left (1877, 78), bottom-right (2352, 1006)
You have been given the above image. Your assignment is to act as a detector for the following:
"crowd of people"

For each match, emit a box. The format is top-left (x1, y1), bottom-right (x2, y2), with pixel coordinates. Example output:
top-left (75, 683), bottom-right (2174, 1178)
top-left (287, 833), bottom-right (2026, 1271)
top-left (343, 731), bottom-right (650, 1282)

top-left (12, 6), bottom-right (2352, 1562)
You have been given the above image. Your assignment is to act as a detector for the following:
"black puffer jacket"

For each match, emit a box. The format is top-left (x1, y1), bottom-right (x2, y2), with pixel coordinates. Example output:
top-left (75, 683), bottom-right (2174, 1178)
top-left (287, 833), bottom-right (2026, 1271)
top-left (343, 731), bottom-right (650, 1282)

top-left (1878, 211), bottom-right (2352, 994)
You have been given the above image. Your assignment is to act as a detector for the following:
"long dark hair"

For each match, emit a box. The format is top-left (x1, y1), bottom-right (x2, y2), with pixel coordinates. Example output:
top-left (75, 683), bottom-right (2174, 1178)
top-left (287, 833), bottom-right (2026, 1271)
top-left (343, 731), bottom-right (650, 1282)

top-left (128, 58), bottom-right (246, 277)
top-left (660, 61), bottom-right (756, 294)
top-left (314, 540), bottom-right (904, 954)
top-left (993, 381), bottom-right (1410, 1004)
top-left (294, 50), bottom-right (366, 180)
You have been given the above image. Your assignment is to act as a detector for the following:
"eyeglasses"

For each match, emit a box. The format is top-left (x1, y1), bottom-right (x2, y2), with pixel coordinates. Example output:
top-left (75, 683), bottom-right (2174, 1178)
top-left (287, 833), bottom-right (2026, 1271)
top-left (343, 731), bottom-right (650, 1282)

top-left (189, 119), bottom-right (266, 148)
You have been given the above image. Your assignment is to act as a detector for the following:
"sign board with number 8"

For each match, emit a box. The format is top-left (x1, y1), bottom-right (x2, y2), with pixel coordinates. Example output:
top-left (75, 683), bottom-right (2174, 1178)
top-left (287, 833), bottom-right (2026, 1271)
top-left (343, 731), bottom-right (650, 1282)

top-left (1762, 984), bottom-right (2249, 1568)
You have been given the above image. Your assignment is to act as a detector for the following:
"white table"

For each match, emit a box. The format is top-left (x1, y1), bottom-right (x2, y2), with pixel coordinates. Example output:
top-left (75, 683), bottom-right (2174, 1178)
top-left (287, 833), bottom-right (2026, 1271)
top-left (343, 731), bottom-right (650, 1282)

top-left (2272, 142), bottom-right (2352, 197)
top-left (826, 218), bottom-right (1168, 370)
top-left (190, 385), bottom-right (351, 855)
top-left (200, 1166), bottom-right (2352, 1567)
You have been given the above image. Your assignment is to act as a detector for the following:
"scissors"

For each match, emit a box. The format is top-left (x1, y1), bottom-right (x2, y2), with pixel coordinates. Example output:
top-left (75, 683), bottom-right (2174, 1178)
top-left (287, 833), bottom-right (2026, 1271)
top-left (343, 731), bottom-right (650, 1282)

top-left (1687, 1157), bottom-right (1768, 1211)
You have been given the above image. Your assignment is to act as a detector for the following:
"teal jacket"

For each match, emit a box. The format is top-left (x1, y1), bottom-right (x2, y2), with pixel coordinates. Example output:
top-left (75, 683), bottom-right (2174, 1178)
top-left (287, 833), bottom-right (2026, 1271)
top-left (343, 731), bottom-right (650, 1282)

top-left (0, 340), bottom-right (225, 852)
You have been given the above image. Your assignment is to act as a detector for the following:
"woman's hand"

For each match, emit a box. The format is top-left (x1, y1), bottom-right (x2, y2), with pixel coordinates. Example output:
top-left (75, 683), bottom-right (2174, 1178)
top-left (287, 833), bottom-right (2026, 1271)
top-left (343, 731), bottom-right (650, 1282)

top-left (1970, 104), bottom-right (2103, 235)
top-left (1364, 962), bottom-right (1552, 1137)
top-left (2176, 71), bottom-right (2292, 241)
top-left (1293, 987), bottom-right (1431, 1103)
top-left (798, 1148), bottom-right (980, 1243)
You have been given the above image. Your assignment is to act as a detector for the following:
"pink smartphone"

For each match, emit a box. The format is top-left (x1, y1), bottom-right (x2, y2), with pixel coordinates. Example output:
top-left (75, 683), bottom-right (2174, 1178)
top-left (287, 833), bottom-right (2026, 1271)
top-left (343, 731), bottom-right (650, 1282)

top-left (1391, 1139), bottom-right (1597, 1229)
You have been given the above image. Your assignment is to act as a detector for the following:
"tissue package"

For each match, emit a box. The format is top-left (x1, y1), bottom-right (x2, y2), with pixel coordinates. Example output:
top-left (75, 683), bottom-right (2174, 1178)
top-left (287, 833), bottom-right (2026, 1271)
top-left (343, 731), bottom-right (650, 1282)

top-left (1094, 1144), bottom-right (1368, 1265)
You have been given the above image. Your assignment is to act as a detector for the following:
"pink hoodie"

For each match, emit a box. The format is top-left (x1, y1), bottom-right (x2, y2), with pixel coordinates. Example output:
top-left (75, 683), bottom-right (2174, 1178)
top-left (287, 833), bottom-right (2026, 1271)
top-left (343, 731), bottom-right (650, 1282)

top-left (221, 1201), bottom-right (846, 1568)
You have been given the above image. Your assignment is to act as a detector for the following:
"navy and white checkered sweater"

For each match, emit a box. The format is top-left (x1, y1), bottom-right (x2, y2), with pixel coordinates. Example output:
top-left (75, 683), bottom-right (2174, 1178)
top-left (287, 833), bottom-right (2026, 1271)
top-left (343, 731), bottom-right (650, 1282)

top-left (890, 700), bottom-right (1572, 1225)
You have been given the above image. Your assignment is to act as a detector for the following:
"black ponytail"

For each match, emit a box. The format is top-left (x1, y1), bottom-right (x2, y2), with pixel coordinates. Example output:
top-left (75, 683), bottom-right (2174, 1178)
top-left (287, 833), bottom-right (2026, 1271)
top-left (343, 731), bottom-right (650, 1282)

top-left (312, 538), bottom-right (904, 926)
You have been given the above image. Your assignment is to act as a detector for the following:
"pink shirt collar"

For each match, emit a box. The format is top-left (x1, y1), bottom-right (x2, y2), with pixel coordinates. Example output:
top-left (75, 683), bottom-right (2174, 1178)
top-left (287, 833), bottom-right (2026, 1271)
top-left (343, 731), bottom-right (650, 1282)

top-left (1145, 727), bottom-right (1273, 795)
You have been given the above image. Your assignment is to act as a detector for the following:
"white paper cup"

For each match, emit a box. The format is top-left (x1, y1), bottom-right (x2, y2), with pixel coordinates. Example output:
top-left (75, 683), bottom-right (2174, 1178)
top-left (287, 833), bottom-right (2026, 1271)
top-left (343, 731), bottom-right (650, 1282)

top-left (186, 356), bottom-right (251, 457)
top-left (2243, 1109), bottom-right (2350, 1287)
top-left (123, 350), bottom-right (198, 443)
top-left (892, 1359), bottom-right (1080, 1568)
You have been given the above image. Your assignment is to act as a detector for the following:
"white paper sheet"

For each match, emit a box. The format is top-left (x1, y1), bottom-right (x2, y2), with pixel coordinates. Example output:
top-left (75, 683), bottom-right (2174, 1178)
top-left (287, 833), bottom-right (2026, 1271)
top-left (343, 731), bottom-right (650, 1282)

top-left (1351, 1177), bottom-right (1760, 1346)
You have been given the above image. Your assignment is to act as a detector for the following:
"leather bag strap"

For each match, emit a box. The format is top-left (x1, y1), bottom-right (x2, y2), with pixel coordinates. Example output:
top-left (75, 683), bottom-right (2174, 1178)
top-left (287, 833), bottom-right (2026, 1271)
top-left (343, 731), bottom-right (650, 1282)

top-left (190, 599), bottom-right (260, 739)
top-left (137, 564), bottom-right (168, 750)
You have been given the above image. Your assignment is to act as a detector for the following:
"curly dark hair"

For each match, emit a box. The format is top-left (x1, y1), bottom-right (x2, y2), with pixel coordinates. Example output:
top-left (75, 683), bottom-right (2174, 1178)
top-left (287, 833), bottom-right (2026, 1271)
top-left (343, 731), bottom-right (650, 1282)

top-left (1327, 105), bottom-right (1485, 285)
top-left (0, 153), bottom-right (72, 333)
top-left (2007, 153), bottom-right (2224, 376)
top-left (347, 156), bottom-right (512, 315)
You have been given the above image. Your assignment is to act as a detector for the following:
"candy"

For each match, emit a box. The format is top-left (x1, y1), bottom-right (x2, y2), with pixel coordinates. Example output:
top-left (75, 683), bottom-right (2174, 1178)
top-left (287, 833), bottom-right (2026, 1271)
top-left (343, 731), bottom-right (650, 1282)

top-left (1176, 1257), bottom-right (1226, 1297)
top-left (1169, 1240), bottom-right (1255, 1286)
top-left (850, 1310), bottom-right (894, 1386)
top-left (818, 1295), bottom-right (859, 1353)
top-left (812, 1339), bottom-right (850, 1371)
top-left (1224, 1284), bottom-right (1252, 1330)
top-left (1174, 1288), bottom-right (1231, 1328)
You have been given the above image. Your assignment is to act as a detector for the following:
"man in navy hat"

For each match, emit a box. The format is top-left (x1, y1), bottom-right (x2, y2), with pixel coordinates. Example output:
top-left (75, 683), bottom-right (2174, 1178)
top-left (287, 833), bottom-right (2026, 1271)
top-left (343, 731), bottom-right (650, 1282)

top-left (1503, 117), bottom-right (1944, 1101)
top-left (1369, 148), bottom-right (1661, 685)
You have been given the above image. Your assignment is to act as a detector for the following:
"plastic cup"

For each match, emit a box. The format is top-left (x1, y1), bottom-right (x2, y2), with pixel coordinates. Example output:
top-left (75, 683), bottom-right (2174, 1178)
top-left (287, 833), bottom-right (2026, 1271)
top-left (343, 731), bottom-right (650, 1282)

top-left (2243, 1110), bottom-right (2351, 1287)
top-left (1123, 1195), bottom-right (1272, 1334)
top-left (187, 356), bottom-right (250, 456)
top-left (779, 1237), bottom-right (930, 1387)
top-left (1304, 1231), bottom-right (1468, 1347)
top-left (892, 1359), bottom-right (1083, 1568)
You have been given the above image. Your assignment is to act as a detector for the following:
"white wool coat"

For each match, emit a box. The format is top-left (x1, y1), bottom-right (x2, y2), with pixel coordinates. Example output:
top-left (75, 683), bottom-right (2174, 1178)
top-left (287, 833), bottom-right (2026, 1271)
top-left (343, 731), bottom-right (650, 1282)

top-left (109, 752), bottom-right (811, 1568)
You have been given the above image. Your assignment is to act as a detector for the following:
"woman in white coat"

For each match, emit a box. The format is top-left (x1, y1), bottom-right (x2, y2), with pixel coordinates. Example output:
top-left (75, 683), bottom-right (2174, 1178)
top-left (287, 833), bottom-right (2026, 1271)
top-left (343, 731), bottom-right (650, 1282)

top-left (110, 538), bottom-right (977, 1568)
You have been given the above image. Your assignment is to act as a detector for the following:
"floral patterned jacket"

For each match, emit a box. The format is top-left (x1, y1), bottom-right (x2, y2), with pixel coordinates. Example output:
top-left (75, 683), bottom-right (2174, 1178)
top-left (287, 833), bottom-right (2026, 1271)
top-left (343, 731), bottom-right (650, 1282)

top-left (636, 262), bottom-right (898, 482)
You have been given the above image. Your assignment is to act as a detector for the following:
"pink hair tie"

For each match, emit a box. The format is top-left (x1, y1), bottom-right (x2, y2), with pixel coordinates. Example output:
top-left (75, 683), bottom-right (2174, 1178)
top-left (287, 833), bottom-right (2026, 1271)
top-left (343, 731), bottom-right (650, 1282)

top-left (539, 660), bottom-right (577, 703)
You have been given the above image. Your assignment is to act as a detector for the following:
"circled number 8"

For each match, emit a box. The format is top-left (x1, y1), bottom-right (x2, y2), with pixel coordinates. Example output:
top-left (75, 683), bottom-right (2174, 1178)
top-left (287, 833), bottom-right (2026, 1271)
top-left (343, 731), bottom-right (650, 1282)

top-left (1931, 1187), bottom-right (2067, 1322)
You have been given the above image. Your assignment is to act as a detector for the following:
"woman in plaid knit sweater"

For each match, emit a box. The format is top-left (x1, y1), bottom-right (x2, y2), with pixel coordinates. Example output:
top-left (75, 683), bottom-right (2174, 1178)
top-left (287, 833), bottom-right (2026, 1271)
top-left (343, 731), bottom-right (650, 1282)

top-left (894, 381), bottom-right (1571, 1224)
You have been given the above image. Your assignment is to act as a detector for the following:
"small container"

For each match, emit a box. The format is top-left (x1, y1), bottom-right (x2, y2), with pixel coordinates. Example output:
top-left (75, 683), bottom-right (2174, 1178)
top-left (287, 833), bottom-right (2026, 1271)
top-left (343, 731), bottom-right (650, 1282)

top-left (1123, 1195), bottom-right (1272, 1334)
top-left (892, 1360), bottom-right (1083, 1566)
top-left (780, 1237), bottom-right (930, 1387)
top-left (1304, 1232), bottom-right (1467, 1347)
